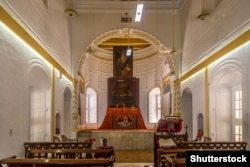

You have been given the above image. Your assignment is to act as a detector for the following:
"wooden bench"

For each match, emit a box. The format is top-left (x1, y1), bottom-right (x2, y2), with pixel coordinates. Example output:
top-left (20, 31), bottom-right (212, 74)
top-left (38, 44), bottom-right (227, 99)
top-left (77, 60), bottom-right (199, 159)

top-left (181, 141), bottom-right (247, 150)
top-left (158, 147), bottom-right (247, 167)
top-left (165, 155), bottom-right (185, 167)
top-left (154, 132), bottom-right (188, 167)
top-left (24, 141), bottom-right (92, 158)
top-left (30, 148), bottom-right (115, 160)
top-left (0, 156), bottom-right (114, 167)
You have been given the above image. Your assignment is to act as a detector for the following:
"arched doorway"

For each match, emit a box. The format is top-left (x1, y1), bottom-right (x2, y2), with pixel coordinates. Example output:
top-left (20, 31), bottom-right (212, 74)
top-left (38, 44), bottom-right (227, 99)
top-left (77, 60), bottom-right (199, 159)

top-left (197, 113), bottom-right (204, 138)
top-left (63, 87), bottom-right (72, 138)
top-left (210, 63), bottom-right (242, 141)
top-left (181, 87), bottom-right (193, 140)
top-left (28, 65), bottom-right (51, 142)
top-left (55, 112), bottom-right (60, 135)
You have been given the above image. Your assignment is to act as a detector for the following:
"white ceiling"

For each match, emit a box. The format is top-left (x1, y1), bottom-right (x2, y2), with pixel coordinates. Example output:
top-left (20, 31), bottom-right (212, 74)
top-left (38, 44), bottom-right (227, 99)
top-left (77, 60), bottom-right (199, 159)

top-left (70, 0), bottom-right (185, 13)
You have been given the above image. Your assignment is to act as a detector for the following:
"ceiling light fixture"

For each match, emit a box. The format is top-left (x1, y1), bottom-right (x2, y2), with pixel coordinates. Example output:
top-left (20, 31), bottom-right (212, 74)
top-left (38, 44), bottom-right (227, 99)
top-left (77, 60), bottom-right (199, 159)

top-left (126, 0), bottom-right (132, 56)
top-left (197, 0), bottom-right (209, 20)
top-left (64, 0), bottom-right (77, 17)
top-left (170, 9), bottom-right (177, 55)
top-left (135, 4), bottom-right (143, 22)
top-left (87, 0), bottom-right (94, 54)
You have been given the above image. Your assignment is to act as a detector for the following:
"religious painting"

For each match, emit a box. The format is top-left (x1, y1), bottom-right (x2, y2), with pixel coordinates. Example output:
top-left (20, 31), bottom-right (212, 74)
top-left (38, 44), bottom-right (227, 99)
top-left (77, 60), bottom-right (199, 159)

top-left (108, 77), bottom-right (139, 107)
top-left (113, 46), bottom-right (133, 78)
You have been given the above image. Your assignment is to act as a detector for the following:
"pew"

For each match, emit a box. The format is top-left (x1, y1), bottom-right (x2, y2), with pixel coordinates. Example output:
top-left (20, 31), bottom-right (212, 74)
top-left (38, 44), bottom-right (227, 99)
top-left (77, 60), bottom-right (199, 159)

top-left (165, 155), bottom-right (185, 167)
top-left (158, 148), bottom-right (247, 167)
top-left (1, 149), bottom-right (115, 167)
top-left (30, 148), bottom-right (114, 160)
top-left (154, 132), bottom-right (188, 167)
top-left (24, 141), bottom-right (92, 158)
top-left (1, 156), bottom-right (114, 167)
top-left (181, 141), bottom-right (247, 150)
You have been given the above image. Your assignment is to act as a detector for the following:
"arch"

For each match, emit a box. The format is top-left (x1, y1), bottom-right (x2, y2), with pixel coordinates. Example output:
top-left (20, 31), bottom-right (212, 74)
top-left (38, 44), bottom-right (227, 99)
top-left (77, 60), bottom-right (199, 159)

top-left (197, 113), bottom-right (204, 138)
top-left (85, 87), bottom-right (97, 128)
top-left (27, 63), bottom-right (51, 142)
top-left (55, 112), bottom-right (60, 135)
top-left (209, 58), bottom-right (242, 141)
top-left (77, 28), bottom-right (175, 75)
top-left (162, 84), bottom-right (172, 116)
top-left (181, 87), bottom-right (193, 140)
top-left (210, 58), bottom-right (242, 84)
top-left (63, 87), bottom-right (72, 138)
top-left (149, 87), bottom-right (161, 123)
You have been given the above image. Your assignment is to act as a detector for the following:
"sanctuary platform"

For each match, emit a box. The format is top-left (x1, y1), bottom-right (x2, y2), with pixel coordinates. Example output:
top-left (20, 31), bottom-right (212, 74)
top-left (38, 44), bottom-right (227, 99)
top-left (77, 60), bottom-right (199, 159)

top-left (77, 130), bottom-right (154, 150)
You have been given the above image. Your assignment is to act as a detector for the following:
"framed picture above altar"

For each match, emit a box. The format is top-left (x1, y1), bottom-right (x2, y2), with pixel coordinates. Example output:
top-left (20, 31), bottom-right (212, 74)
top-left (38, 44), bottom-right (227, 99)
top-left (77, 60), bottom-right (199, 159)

top-left (108, 77), bottom-right (139, 107)
top-left (113, 46), bottom-right (133, 78)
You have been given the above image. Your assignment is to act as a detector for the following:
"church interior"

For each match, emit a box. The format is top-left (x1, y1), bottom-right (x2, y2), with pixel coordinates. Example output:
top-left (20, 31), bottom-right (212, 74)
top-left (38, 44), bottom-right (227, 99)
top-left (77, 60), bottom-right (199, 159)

top-left (0, 0), bottom-right (250, 166)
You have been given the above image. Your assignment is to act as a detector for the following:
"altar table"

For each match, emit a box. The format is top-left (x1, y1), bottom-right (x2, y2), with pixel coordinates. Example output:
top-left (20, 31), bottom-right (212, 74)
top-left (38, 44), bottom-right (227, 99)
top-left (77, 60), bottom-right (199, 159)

top-left (99, 107), bottom-right (146, 129)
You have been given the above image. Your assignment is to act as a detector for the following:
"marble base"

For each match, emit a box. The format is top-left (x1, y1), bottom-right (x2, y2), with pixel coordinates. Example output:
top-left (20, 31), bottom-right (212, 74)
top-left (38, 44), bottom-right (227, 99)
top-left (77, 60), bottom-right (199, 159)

top-left (77, 130), bottom-right (155, 150)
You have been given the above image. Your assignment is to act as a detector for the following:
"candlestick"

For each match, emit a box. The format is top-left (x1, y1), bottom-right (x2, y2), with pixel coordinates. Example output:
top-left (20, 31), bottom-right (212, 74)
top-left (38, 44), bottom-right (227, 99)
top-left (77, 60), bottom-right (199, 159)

top-left (123, 104), bottom-right (125, 114)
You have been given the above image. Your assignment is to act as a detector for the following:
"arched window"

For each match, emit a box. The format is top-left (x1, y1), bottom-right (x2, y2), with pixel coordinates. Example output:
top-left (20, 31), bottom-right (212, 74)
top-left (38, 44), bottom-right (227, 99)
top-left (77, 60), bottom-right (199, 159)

top-left (149, 87), bottom-right (161, 123)
top-left (86, 88), bottom-right (97, 124)
top-left (232, 84), bottom-right (242, 141)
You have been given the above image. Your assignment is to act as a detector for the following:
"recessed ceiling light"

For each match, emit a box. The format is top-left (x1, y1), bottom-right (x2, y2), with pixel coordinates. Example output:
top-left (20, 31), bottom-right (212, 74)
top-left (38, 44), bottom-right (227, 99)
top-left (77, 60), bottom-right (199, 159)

top-left (135, 4), bottom-right (143, 22)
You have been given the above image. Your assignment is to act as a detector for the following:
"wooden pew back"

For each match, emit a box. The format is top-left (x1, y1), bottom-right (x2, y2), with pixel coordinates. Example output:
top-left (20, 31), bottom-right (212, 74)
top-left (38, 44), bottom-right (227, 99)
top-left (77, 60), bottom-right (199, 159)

top-left (154, 133), bottom-right (188, 167)
top-left (1, 157), bottom-right (114, 167)
top-left (182, 141), bottom-right (247, 150)
top-left (24, 141), bottom-right (92, 158)
top-left (30, 148), bottom-right (114, 160)
top-left (157, 147), bottom-right (247, 167)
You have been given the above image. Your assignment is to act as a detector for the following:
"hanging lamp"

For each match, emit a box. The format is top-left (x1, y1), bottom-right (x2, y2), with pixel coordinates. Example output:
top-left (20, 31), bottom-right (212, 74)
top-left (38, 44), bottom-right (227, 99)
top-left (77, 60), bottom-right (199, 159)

top-left (87, 0), bottom-right (94, 54)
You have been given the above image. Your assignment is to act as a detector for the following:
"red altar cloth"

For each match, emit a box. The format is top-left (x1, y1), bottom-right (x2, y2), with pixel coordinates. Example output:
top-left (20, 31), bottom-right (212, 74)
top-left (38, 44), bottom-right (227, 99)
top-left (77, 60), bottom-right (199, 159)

top-left (99, 107), bottom-right (147, 129)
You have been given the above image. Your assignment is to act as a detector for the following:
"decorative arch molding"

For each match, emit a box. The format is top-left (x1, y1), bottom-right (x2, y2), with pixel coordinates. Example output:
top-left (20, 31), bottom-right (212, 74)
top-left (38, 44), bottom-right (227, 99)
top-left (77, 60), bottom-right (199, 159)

top-left (163, 74), bottom-right (176, 93)
top-left (63, 81), bottom-right (73, 92)
top-left (209, 58), bottom-right (242, 84)
top-left (77, 28), bottom-right (175, 75)
top-left (181, 86), bottom-right (193, 95)
top-left (27, 57), bottom-right (51, 80)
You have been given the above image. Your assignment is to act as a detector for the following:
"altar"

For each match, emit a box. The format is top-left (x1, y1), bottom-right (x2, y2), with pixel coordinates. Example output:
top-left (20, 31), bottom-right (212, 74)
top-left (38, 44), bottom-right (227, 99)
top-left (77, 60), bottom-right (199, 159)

top-left (99, 46), bottom-right (146, 129)
top-left (99, 107), bottom-right (146, 129)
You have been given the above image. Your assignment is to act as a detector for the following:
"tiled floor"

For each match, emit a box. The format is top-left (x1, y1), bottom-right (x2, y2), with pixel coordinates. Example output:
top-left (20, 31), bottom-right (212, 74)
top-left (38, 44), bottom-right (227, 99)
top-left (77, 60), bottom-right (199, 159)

top-left (114, 163), bottom-right (154, 167)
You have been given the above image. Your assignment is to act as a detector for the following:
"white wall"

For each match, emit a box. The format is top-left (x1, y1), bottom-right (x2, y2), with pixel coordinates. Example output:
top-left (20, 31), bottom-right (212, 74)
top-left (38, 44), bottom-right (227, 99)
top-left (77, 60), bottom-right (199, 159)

top-left (181, 0), bottom-right (250, 74)
top-left (181, 69), bottom-right (206, 140)
top-left (0, 23), bottom-right (73, 158)
top-left (180, 41), bottom-right (250, 143)
top-left (1, 0), bottom-right (72, 72)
